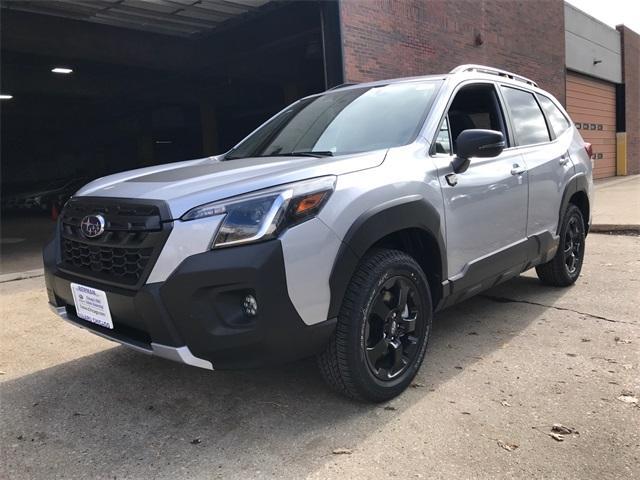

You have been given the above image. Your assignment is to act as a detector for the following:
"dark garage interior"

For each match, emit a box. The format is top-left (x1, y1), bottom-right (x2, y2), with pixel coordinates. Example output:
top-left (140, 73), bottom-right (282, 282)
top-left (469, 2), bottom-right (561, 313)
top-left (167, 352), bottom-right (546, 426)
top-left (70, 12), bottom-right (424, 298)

top-left (0, 0), bottom-right (342, 274)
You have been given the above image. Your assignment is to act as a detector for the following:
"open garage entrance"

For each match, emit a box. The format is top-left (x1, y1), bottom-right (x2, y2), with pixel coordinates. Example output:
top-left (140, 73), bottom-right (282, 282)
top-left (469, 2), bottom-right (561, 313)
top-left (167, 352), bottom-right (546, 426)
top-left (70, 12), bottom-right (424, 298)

top-left (0, 1), bottom-right (342, 274)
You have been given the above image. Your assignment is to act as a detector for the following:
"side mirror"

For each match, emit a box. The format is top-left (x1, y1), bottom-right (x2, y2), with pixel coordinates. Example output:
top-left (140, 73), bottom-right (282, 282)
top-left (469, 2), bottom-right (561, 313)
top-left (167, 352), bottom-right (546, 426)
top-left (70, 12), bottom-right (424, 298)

top-left (452, 129), bottom-right (506, 173)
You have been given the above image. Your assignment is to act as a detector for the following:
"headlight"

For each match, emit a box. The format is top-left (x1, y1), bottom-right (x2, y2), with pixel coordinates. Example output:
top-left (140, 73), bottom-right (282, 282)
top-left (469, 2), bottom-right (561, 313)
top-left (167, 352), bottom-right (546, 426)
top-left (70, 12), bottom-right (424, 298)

top-left (181, 176), bottom-right (336, 248)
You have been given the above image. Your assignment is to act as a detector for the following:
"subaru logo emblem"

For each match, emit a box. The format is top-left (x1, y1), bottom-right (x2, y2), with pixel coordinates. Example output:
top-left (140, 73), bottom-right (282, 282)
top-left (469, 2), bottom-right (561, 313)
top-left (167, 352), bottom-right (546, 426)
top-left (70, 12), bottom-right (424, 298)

top-left (80, 214), bottom-right (106, 238)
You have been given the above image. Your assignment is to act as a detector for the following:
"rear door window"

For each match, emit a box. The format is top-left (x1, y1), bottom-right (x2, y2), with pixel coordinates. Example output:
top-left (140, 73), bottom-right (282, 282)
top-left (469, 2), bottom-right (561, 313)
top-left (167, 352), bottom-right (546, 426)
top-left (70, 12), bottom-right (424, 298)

top-left (501, 86), bottom-right (550, 146)
top-left (537, 94), bottom-right (571, 137)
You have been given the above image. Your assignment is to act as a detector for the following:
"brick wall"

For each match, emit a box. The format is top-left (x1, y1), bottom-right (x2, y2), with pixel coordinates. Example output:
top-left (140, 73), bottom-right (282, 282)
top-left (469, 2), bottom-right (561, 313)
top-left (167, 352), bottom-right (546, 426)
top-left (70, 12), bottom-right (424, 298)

top-left (339, 0), bottom-right (566, 105)
top-left (617, 26), bottom-right (640, 175)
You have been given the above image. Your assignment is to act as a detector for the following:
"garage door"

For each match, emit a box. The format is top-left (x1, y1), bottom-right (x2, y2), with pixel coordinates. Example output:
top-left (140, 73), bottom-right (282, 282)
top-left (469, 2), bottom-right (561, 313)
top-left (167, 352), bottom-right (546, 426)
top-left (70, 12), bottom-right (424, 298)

top-left (566, 73), bottom-right (617, 179)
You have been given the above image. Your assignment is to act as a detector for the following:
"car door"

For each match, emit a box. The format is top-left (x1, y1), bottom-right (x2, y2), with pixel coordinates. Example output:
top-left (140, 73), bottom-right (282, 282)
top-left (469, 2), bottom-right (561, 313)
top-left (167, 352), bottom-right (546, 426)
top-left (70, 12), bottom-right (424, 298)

top-left (521, 92), bottom-right (576, 237)
top-left (430, 82), bottom-right (529, 291)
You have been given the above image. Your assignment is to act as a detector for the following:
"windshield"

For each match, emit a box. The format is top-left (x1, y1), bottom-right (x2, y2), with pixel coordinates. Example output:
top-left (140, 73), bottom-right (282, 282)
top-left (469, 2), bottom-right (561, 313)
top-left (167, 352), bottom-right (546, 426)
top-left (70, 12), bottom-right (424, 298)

top-left (225, 80), bottom-right (442, 159)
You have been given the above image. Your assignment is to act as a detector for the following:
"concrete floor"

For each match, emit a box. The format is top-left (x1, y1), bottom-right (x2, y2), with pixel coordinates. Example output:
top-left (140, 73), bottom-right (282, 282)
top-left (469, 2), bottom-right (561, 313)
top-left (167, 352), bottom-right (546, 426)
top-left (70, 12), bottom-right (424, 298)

top-left (0, 213), bottom-right (56, 275)
top-left (593, 175), bottom-right (640, 228)
top-left (1, 233), bottom-right (638, 479)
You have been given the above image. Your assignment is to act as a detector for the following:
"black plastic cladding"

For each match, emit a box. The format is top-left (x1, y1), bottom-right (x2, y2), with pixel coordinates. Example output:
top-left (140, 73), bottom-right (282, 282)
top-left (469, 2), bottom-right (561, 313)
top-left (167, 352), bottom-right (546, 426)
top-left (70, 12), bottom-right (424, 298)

top-left (44, 236), bottom-right (337, 368)
top-left (558, 174), bottom-right (589, 235)
top-left (328, 198), bottom-right (447, 318)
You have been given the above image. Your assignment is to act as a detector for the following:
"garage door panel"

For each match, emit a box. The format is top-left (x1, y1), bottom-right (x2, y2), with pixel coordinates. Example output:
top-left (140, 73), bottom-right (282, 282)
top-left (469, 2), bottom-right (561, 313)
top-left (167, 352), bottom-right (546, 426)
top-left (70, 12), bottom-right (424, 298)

top-left (595, 160), bottom-right (616, 168)
top-left (567, 98), bottom-right (616, 111)
top-left (573, 131), bottom-right (616, 141)
top-left (573, 126), bottom-right (615, 133)
top-left (566, 73), bottom-right (617, 179)
top-left (585, 147), bottom-right (616, 154)
top-left (594, 158), bottom-right (616, 169)
top-left (567, 74), bottom-right (616, 89)
top-left (594, 155), bottom-right (616, 163)
top-left (566, 88), bottom-right (616, 103)
top-left (568, 105), bottom-right (615, 117)
top-left (574, 127), bottom-right (616, 134)
top-left (566, 85), bottom-right (617, 102)
top-left (568, 109), bottom-right (615, 120)
top-left (574, 129), bottom-right (616, 139)
top-left (587, 146), bottom-right (616, 153)
top-left (566, 94), bottom-right (615, 106)
top-left (568, 107), bottom-right (615, 120)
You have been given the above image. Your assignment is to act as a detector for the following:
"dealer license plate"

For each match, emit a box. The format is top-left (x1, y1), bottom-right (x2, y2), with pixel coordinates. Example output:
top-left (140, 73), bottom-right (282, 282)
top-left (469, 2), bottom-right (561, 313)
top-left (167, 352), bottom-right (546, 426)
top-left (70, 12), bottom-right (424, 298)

top-left (70, 283), bottom-right (114, 329)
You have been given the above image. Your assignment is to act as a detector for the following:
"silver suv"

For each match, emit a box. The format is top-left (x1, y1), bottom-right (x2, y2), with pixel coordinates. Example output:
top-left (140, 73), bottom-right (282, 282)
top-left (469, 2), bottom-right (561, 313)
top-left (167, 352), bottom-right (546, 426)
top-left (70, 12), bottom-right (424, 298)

top-left (44, 65), bottom-right (593, 401)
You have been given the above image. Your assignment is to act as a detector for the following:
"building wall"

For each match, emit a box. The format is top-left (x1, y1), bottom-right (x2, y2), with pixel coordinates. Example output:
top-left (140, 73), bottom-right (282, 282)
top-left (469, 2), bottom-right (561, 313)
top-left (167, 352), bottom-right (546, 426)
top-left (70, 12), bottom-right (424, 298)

top-left (617, 26), bottom-right (640, 175)
top-left (338, 0), bottom-right (566, 104)
top-left (564, 3), bottom-right (622, 84)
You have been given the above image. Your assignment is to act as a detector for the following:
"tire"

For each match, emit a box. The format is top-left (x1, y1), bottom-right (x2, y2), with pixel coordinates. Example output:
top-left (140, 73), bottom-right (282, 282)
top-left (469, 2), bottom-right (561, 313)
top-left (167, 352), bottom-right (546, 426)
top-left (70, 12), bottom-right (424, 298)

top-left (317, 249), bottom-right (433, 402)
top-left (536, 204), bottom-right (586, 287)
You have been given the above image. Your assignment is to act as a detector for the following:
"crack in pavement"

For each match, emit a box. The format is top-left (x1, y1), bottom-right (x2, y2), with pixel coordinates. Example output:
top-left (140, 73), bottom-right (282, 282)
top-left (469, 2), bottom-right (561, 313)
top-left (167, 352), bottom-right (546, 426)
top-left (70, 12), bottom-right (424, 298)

top-left (480, 294), bottom-right (635, 325)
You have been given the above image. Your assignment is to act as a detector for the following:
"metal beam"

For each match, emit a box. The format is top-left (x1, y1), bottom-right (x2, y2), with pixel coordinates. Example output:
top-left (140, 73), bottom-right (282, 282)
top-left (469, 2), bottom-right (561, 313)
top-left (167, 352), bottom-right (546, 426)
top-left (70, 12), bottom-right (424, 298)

top-left (69, 1), bottom-right (229, 28)
top-left (127, 0), bottom-right (229, 22)
top-left (91, 13), bottom-right (200, 36)
top-left (0, 0), bottom-right (268, 37)
top-left (157, 0), bottom-right (255, 16)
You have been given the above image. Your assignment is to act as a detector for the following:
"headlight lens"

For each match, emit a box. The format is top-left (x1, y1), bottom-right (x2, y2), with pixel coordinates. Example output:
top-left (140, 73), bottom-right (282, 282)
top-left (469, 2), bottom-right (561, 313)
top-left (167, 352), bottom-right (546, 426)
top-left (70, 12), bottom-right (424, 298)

top-left (181, 176), bottom-right (336, 248)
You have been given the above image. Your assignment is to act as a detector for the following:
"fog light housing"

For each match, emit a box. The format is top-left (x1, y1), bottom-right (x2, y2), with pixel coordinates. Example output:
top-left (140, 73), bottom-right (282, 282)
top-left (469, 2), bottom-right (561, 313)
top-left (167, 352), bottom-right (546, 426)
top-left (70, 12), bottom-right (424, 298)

top-left (242, 295), bottom-right (258, 317)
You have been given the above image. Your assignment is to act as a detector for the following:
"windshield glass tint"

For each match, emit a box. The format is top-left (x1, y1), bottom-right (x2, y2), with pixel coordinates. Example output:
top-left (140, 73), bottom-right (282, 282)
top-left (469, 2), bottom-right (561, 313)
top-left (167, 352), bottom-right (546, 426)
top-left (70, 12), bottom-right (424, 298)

top-left (226, 80), bottom-right (441, 159)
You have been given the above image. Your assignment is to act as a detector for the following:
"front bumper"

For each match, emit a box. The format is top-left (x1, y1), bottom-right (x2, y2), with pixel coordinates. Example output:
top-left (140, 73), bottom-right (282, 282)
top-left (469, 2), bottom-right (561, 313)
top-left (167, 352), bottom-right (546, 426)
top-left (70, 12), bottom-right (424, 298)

top-left (44, 236), bottom-right (336, 369)
top-left (49, 304), bottom-right (213, 369)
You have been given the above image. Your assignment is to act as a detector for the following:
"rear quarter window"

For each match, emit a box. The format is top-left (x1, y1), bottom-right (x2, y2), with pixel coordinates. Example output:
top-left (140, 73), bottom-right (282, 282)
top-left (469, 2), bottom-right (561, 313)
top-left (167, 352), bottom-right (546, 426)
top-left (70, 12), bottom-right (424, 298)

top-left (537, 94), bottom-right (571, 137)
top-left (501, 86), bottom-right (550, 146)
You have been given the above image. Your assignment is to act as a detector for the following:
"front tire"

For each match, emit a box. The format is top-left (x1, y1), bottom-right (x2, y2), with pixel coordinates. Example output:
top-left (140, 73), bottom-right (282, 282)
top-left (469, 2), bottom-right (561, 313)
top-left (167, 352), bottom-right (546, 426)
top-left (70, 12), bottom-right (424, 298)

top-left (536, 204), bottom-right (586, 286)
top-left (317, 249), bottom-right (432, 402)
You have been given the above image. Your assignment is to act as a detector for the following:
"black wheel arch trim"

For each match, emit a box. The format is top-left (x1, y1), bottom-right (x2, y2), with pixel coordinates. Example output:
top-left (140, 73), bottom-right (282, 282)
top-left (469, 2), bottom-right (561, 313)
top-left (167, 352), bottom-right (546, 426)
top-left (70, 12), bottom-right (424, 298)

top-left (328, 196), bottom-right (447, 318)
top-left (558, 174), bottom-right (589, 236)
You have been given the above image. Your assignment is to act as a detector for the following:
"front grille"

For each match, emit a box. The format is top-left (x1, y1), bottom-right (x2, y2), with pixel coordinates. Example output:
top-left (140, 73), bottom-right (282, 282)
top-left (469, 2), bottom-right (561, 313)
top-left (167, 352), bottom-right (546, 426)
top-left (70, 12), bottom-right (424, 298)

top-left (62, 238), bottom-right (153, 285)
top-left (58, 197), bottom-right (172, 288)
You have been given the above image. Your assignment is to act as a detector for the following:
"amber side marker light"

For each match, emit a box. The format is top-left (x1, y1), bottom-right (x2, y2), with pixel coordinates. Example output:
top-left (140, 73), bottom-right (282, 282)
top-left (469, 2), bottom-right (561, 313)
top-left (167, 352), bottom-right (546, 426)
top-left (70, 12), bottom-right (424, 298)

top-left (294, 192), bottom-right (327, 216)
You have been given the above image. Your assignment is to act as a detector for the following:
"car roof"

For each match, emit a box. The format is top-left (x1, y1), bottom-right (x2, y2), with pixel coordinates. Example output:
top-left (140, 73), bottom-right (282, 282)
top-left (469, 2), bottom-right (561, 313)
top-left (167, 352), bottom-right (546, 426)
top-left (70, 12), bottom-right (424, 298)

top-left (324, 64), bottom-right (547, 96)
top-left (325, 74), bottom-right (447, 91)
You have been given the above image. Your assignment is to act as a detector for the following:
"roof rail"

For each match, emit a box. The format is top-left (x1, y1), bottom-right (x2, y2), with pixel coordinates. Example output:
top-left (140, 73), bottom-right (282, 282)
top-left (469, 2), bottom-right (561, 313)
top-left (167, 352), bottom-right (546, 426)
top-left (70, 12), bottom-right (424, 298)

top-left (326, 82), bottom-right (358, 91)
top-left (450, 64), bottom-right (538, 87)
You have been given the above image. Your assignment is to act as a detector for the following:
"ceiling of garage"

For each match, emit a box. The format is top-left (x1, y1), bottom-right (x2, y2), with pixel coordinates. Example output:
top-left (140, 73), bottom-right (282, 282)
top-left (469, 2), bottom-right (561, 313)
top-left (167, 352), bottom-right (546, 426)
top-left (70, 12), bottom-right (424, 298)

top-left (0, 0), bottom-right (272, 37)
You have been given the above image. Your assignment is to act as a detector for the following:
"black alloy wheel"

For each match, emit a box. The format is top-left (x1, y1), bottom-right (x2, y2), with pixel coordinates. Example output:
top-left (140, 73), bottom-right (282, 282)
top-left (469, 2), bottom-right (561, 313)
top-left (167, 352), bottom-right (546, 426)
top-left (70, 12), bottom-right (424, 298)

top-left (364, 276), bottom-right (425, 381)
top-left (563, 214), bottom-right (584, 275)
top-left (536, 204), bottom-right (586, 287)
top-left (318, 249), bottom-right (432, 402)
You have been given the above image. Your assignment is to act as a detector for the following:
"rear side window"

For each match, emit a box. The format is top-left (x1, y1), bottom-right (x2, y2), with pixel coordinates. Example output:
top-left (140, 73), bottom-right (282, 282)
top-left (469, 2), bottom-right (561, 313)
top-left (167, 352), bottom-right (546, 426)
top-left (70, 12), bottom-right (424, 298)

top-left (501, 86), bottom-right (550, 145)
top-left (537, 95), bottom-right (570, 137)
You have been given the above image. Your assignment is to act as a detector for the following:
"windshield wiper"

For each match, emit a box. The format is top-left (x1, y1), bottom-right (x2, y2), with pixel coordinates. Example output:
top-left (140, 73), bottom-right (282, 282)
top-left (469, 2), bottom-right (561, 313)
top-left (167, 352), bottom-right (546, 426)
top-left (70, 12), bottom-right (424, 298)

top-left (226, 150), bottom-right (334, 160)
top-left (264, 151), bottom-right (334, 158)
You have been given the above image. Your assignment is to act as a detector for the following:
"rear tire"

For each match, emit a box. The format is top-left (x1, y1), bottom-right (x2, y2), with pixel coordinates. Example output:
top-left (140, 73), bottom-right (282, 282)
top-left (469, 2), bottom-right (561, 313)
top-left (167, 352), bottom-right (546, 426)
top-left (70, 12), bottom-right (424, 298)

top-left (536, 204), bottom-right (586, 287)
top-left (317, 249), bottom-right (432, 402)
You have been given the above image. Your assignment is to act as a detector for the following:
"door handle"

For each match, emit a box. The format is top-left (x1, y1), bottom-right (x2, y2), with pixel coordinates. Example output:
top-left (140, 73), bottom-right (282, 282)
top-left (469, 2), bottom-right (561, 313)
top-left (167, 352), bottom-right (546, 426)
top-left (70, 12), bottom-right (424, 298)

top-left (510, 164), bottom-right (526, 175)
top-left (559, 155), bottom-right (570, 166)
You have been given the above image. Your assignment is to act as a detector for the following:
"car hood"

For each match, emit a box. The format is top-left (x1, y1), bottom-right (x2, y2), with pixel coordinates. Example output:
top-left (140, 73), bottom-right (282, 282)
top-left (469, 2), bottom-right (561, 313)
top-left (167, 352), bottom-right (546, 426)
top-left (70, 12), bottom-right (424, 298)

top-left (75, 150), bottom-right (386, 218)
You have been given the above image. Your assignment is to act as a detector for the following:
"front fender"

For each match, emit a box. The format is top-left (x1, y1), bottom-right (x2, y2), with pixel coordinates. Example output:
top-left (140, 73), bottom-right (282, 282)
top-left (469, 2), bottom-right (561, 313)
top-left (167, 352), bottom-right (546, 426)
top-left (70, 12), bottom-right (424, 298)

top-left (327, 197), bottom-right (446, 318)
